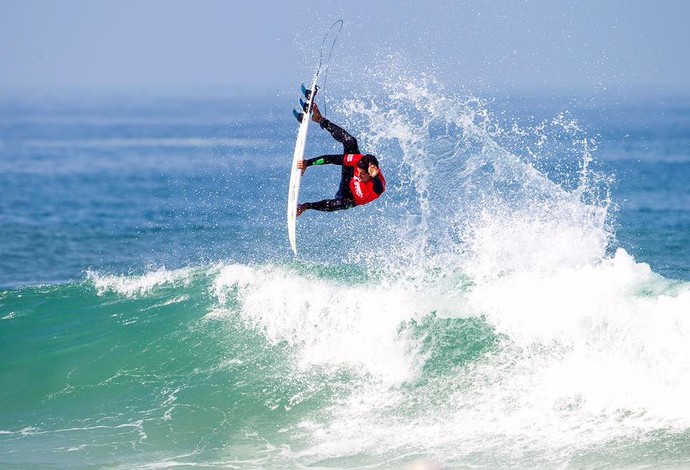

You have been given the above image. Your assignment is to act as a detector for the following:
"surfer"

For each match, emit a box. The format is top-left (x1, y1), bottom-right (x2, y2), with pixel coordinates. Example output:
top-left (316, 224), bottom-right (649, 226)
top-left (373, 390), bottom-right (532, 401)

top-left (296, 101), bottom-right (385, 216)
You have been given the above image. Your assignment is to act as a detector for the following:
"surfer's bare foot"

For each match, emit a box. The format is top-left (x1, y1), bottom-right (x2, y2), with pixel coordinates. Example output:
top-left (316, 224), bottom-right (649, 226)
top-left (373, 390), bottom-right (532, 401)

top-left (297, 204), bottom-right (307, 217)
top-left (311, 103), bottom-right (323, 124)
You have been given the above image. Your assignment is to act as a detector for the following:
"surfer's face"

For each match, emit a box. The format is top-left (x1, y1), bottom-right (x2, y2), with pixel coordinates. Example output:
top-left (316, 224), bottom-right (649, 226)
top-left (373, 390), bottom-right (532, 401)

top-left (357, 166), bottom-right (372, 182)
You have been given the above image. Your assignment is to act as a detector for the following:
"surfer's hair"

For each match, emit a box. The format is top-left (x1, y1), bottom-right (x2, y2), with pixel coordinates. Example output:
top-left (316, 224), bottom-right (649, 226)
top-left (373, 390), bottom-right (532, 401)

top-left (357, 154), bottom-right (379, 169)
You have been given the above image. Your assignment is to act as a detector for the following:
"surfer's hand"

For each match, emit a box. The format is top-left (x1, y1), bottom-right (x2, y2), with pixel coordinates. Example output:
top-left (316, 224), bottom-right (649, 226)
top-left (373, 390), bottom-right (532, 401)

top-left (368, 164), bottom-right (379, 178)
top-left (297, 160), bottom-right (307, 176)
top-left (297, 204), bottom-right (307, 217)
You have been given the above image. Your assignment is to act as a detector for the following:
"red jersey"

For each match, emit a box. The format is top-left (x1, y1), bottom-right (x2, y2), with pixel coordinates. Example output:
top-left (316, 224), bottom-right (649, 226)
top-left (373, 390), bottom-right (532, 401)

top-left (343, 153), bottom-right (386, 206)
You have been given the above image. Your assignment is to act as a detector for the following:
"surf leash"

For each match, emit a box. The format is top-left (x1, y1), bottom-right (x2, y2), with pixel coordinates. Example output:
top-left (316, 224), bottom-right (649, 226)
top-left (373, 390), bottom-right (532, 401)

top-left (318, 19), bottom-right (344, 118)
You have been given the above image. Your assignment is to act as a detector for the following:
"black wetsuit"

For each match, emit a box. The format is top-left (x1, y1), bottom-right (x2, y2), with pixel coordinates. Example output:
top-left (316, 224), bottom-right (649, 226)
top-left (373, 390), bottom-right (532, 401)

top-left (301, 119), bottom-right (383, 212)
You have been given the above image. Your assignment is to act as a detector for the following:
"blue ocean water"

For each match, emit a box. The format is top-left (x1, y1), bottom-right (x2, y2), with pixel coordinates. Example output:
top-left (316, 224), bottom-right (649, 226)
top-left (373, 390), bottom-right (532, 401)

top-left (1, 81), bottom-right (690, 469)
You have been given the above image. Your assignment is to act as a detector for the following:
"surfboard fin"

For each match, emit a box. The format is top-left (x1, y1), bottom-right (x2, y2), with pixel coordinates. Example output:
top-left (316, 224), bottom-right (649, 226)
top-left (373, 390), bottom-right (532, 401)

top-left (299, 98), bottom-right (309, 113)
top-left (301, 83), bottom-right (319, 100)
top-left (294, 83), bottom-right (319, 123)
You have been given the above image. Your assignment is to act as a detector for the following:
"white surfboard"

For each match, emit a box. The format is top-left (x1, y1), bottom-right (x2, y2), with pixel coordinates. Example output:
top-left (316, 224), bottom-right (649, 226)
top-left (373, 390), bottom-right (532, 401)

top-left (287, 76), bottom-right (319, 255)
top-left (287, 20), bottom-right (343, 255)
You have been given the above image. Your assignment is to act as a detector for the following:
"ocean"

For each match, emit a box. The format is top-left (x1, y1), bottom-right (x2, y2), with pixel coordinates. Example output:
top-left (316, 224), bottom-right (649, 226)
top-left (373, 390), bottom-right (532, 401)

top-left (1, 81), bottom-right (689, 469)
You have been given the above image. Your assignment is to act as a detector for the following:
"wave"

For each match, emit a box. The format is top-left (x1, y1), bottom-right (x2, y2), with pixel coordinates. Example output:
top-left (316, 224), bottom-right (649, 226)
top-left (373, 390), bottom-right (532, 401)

top-left (3, 246), bottom-right (690, 467)
top-left (3, 79), bottom-right (690, 467)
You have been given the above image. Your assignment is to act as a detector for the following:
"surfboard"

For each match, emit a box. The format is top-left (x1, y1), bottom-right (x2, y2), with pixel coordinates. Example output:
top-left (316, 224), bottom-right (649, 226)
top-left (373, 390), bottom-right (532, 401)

top-left (287, 77), bottom-right (319, 255)
top-left (287, 20), bottom-right (343, 255)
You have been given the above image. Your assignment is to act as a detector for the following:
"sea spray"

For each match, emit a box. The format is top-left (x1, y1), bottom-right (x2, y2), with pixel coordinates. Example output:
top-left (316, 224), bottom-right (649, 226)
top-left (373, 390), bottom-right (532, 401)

top-left (335, 77), bottom-right (613, 281)
top-left (274, 79), bottom-right (690, 465)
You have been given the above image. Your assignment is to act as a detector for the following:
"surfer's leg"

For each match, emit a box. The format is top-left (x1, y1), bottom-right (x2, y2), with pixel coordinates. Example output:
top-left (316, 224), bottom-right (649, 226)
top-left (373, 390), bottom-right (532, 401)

top-left (312, 104), bottom-right (360, 154)
top-left (322, 120), bottom-right (360, 154)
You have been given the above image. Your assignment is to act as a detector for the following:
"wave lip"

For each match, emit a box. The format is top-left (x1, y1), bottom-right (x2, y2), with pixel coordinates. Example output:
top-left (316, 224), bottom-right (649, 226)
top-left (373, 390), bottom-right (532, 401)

top-left (86, 267), bottom-right (197, 298)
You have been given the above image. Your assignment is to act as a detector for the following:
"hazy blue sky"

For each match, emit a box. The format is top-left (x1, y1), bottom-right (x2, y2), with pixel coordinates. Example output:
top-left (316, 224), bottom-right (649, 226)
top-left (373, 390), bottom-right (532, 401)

top-left (1, 0), bottom-right (688, 97)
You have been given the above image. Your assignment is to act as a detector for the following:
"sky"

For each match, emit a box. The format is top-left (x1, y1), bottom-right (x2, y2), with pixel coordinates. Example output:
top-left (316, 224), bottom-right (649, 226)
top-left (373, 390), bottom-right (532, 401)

top-left (1, 0), bottom-right (688, 98)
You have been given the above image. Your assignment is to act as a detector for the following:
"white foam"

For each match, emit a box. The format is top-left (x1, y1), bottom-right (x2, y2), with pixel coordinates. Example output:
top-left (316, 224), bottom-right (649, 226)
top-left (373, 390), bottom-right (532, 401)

top-left (293, 249), bottom-right (690, 462)
top-left (87, 267), bottom-right (195, 298)
top-left (212, 263), bottom-right (427, 384)
top-left (205, 254), bottom-right (690, 462)
top-left (468, 248), bottom-right (690, 424)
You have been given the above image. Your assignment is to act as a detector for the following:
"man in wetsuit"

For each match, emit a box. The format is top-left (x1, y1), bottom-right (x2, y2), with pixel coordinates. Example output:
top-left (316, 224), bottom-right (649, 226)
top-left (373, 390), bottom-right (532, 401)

top-left (296, 101), bottom-right (385, 216)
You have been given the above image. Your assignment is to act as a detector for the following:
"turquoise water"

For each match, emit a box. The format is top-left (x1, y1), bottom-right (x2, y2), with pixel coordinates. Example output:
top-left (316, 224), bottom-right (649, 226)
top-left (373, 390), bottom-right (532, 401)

top-left (1, 82), bottom-right (690, 468)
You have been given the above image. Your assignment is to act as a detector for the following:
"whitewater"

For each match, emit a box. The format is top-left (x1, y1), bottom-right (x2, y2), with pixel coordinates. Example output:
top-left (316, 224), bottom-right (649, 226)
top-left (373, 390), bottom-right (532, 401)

top-left (2, 77), bottom-right (690, 468)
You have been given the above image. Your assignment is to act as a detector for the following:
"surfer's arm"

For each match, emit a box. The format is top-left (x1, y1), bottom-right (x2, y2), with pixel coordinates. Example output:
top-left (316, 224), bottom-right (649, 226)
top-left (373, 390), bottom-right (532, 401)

top-left (297, 155), bottom-right (343, 176)
top-left (372, 174), bottom-right (385, 195)
top-left (302, 154), bottom-right (344, 167)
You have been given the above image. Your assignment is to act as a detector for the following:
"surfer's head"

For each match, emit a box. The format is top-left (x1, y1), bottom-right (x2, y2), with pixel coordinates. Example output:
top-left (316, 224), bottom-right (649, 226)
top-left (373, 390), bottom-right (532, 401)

top-left (358, 154), bottom-right (379, 170)
top-left (356, 154), bottom-right (379, 182)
